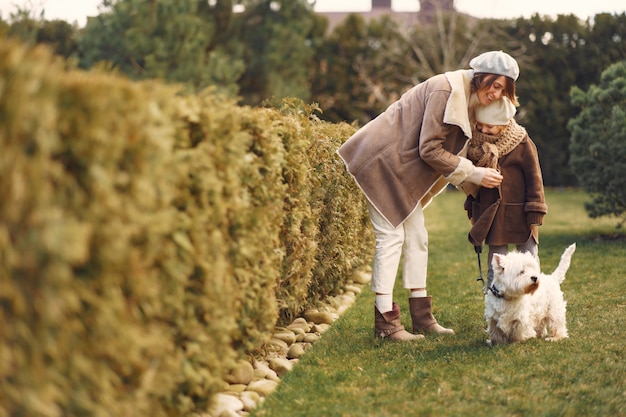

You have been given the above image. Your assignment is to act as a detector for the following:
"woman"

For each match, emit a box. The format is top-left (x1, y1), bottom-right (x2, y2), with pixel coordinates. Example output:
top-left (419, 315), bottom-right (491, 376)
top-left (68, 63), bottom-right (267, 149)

top-left (337, 51), bottom-right (519, 341)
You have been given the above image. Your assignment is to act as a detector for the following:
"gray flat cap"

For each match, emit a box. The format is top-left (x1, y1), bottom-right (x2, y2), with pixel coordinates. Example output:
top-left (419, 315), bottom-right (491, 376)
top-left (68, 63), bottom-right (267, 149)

top-left (470, 50), bottom-right (519, 81)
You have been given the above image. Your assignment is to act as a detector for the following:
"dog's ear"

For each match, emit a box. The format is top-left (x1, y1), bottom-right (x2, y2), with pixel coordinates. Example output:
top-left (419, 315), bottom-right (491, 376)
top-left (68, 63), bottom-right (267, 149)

top-left (492, 253), bottom-right (506, 273)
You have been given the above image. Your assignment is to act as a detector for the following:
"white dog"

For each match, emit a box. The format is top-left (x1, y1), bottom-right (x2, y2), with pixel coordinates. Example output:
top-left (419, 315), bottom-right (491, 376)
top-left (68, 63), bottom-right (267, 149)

top-left (485, 243), bottom-right (576, 345)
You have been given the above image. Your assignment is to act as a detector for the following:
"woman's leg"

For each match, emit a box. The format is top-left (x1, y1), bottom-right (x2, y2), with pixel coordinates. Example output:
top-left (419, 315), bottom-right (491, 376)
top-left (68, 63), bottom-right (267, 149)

top-left (401, 204), bottom-right (428, 291)
top-left (367, 202), bottom-right (422, 341)
top-left (402, 204), bottom-right (454, 335)
top-left (367, 202), bottom-right (404, 304)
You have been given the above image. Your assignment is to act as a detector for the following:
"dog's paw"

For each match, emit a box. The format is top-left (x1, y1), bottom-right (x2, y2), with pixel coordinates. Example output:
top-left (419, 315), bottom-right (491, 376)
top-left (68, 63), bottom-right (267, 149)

top-left (545, 335), bottom-right (568, 342)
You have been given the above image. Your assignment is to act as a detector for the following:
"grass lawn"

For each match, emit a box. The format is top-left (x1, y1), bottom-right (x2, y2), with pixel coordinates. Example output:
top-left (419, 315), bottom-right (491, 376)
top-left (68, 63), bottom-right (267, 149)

top-left (251, 189), bottom-right (626, 417)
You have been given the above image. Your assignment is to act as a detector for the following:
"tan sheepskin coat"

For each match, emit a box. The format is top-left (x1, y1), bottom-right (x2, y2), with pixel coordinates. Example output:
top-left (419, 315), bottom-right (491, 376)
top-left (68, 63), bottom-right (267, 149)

top-left (337, 69), bottom-right (478, 228)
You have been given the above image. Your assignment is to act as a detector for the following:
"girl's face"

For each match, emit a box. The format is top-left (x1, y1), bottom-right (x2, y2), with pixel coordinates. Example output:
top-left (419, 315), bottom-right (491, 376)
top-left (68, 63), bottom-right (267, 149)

top-left (477, 75), bottom-right (507, 105)
top-left (476, 122), bottom-right (506, 135)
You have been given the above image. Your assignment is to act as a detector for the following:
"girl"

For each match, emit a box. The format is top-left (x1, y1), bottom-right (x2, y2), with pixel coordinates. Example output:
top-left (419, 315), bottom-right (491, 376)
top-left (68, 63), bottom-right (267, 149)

top-left (465, 97), bottom-right (547, 288)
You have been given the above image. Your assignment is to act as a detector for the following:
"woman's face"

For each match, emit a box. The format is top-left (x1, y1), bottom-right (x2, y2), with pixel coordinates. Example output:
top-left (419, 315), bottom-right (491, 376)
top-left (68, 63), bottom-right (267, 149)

top-left (477, 75), bottom-right (507, 105)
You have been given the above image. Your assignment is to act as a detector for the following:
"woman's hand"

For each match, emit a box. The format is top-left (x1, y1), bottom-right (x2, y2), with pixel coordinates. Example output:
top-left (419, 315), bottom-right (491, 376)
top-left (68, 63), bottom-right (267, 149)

top-left (480, 168), bottom-right (503, 188)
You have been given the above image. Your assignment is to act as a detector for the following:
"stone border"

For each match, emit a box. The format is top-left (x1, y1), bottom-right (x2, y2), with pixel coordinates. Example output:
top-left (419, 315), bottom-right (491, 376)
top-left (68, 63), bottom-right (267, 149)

top-left (202, 269), bottom-right (371, 417)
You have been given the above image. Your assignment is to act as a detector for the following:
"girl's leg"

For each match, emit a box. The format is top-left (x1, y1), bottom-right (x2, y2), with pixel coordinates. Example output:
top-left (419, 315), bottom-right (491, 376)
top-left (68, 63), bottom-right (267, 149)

top-left (516, 236), bottom-right (539, 265)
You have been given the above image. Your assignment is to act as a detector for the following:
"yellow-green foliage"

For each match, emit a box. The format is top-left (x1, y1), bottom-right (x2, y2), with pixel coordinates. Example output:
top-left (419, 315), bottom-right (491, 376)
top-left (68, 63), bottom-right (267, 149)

top-left (263, 99), bottom-right (324, 322)
top-left (0, 39), bottom-right (373, 417)
top-left (308, 120), bottom-right (374, 298)
top-left (264, 99), bottom-right (374, 320)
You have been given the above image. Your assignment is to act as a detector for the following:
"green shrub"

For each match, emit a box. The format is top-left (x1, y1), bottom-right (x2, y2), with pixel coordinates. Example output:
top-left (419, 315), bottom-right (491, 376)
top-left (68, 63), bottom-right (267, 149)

top-left (0, 39), bottom-right (373, 416)
top-left (309, 119), bottom-right (373, 299)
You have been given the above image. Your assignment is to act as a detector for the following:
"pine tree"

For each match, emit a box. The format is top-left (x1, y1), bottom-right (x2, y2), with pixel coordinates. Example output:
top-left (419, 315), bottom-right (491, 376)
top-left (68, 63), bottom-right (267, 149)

top-left (233, 0), bottom-right (320, 105)
top-left (568, 60), bottom-right (626, 226)
top-left (77, 0), bottom-right (244, 95)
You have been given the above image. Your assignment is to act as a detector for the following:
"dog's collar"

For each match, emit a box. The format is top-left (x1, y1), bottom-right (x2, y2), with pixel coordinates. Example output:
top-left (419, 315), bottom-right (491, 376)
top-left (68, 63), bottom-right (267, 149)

top-left (488, 284), bottom-right (504, 299)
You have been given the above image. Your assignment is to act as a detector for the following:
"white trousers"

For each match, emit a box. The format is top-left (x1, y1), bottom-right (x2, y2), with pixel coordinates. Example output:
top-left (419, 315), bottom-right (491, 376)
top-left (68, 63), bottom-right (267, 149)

top-left (367, 202), bottom-right (428, 294)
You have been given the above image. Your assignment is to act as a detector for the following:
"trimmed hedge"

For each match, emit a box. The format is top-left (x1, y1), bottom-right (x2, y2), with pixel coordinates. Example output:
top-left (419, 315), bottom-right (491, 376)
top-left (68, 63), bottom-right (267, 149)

top-left (0, 39), bottom-right (372, 416)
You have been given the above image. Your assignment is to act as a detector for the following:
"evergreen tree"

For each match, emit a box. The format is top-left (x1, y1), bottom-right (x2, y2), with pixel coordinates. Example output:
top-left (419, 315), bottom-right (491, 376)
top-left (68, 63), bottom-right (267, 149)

top-left (506, 12), bottom-right (626, 186)
top-left (309, 13), bottom-right (376, 124)
top-left (505, 14), bottom-right (587, 186)
top-left (233, 0), bottom-right (320, 105)
top-left (584, 13), bottom-right (626, 83)
top-left (568, 60), bottom-right (626, 226)
top-left (5, 8), bottom-right (41, 45)
top-left (36, 20), bottom-right (79, 59)
top-left (3, 7), bottom-right (79, 60)
top-left (77, 0), bottom-right (244, 95)
top-left (0, 19), bottom-right (8, 38)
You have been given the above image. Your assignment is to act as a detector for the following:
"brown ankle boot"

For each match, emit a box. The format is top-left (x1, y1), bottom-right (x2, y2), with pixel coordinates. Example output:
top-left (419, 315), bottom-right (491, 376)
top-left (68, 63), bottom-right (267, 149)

top-left (375, 302), bottom-right (424, 341)
top-left (409, 296), bottom-right (455, 335)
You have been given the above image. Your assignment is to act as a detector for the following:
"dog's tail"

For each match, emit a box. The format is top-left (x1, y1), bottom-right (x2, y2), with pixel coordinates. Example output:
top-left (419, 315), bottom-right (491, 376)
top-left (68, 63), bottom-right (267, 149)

top-left (552, 243), bottom-right (576, 283)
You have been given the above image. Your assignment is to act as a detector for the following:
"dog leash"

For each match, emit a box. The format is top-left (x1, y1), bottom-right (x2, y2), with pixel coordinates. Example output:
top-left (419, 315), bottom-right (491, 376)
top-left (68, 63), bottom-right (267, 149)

top-left (474, 245), bottom-right (504, 298)
top-left (474, 245), bottom-right (488, 295)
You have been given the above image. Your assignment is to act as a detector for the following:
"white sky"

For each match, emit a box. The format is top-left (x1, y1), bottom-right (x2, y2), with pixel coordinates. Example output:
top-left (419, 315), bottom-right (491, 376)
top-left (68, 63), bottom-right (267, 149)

top-left (0, 0), bottom-right (624, 27)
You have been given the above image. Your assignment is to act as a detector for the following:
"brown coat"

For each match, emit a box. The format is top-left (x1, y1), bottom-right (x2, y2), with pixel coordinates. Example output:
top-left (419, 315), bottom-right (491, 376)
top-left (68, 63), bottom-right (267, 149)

top-left (465, 133), bottom-right (547, 246)
top-left (337, 70), bottom-right (477, 228)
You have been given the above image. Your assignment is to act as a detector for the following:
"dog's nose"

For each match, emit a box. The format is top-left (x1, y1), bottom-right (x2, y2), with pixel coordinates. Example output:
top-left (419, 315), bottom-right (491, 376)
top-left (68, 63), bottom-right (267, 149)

top-left (531, 276), bottom-right (538, 283)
